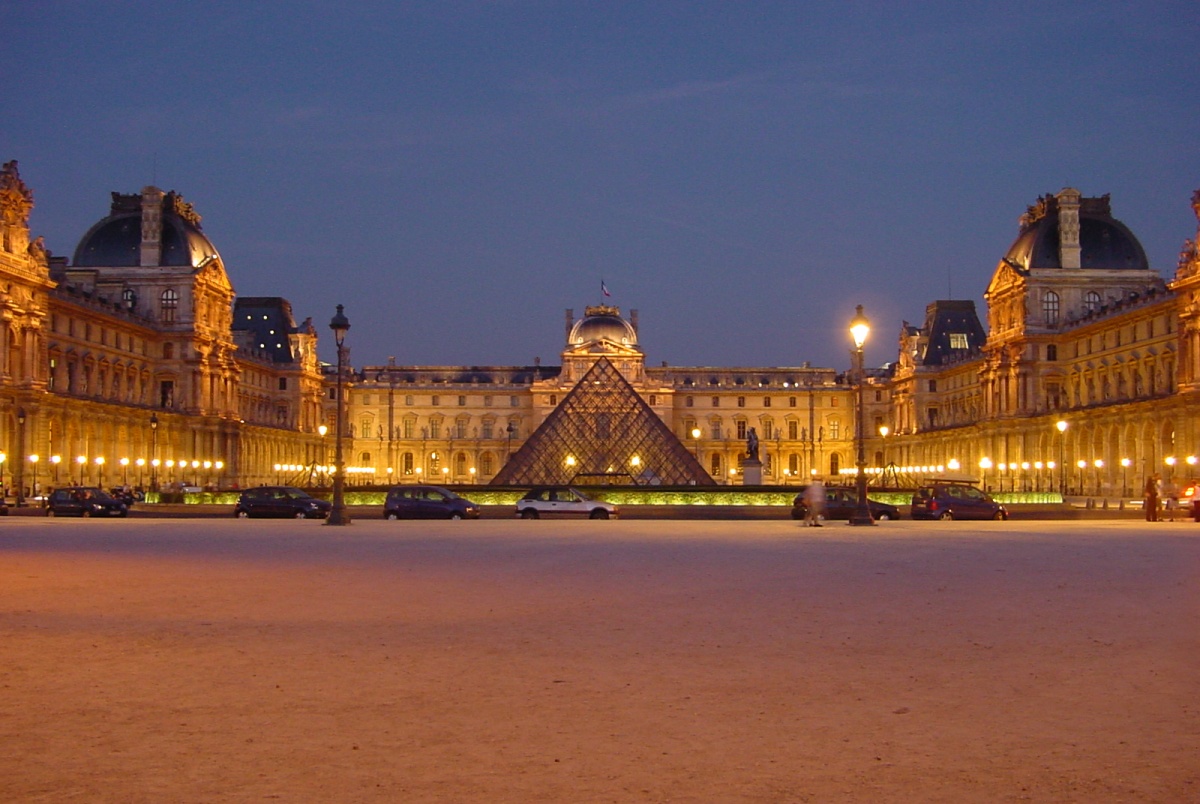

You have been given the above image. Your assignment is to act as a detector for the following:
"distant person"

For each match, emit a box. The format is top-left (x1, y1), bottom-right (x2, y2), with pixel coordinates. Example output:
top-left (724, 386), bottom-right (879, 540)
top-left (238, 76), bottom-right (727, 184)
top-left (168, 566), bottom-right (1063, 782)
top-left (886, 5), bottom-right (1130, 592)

top-left (803, 480), bottom-right (826, 527)
top-left (1143, 475), bottom-right (1160, 522)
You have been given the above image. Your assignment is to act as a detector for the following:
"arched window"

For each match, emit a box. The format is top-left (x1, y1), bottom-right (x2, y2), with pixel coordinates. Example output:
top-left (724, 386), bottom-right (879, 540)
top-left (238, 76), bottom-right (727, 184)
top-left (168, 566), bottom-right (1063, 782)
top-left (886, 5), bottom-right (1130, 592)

top-left (1043, 291), bottom-right (1060, 325)
top-left (160, 289), bottom-right (179, 322)
top-left (827, 418), bottom-right (841, 440)
top-left (481, 452), bottom-right (494, 475)
top-left (455, 452), bottom-right (467, 475)
top-left (402, 452), bottom-right (414, 474)
top-left (1084, 291), bottom-right (1101, 313)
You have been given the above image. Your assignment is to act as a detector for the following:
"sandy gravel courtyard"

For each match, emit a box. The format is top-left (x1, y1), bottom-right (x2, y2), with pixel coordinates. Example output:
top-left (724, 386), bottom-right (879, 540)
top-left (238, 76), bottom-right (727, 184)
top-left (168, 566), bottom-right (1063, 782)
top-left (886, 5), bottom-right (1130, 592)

top-left (1, 518), bottom-right (1197, 802)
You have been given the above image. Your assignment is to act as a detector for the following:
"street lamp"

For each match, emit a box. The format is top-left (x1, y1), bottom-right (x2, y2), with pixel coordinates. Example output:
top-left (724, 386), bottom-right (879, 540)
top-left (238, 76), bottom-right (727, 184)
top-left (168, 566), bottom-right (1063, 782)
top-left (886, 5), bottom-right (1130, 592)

top-left (135, 458), bottom-right (145, 489)
top-left (149, 413), bottom-right (159, 492)
top-left (1120, 457), bottom-right (1131, 497)
top-left (848, 305), bottom-right (874, 526)
top-left (76, 455), bottom-right (87, 486)
top-left (1055, 420), bottom-right (1068, 496)
top-left (1076, 459), bottom-right (1086, 495)
top-left (979, 457), bottom-right (992, 490)
top-left (326, 304), bottom-right (352, 526)
top-left (50, 454), bottom-right (61, 485)
top-left (15, 408), bottom-right (26, 506)
top-left (0, 451), bottom-right (5, 494)
top-left (28, 454), bottom-right (39, 500)
top-left (506, 421), bottom-right (516, 461)
top-left (691, 427), bottom-right (702, 463)
top-left (95, 456), bottom-right (106, 489)
top-left (1093, 459), bottom-right (1104, 496)
top-left (120, 457), bottom-right (130, 486)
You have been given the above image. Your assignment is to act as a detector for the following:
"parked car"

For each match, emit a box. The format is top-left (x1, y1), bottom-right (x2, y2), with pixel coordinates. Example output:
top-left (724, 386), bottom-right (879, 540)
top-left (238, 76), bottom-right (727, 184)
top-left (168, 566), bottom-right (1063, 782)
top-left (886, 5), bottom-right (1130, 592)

top-left (0, 496), bottom-right (8, 515)
top-left (791, 486), bottom-right (900, 521)
top-left (516, 487), bottom-right (618, 519)
top-left (108, 487), bottom-right (137, 506)
top-left (384, 485), bottom-right (481, 520)
top-left (45, 487), bottom-right (129, 517)
top-left (1179, 479), bottom-right (1199, 521)
top-left (911, 482), bottom-right (1008, 521)
top-left (234, 486), bottom-right (332, 519)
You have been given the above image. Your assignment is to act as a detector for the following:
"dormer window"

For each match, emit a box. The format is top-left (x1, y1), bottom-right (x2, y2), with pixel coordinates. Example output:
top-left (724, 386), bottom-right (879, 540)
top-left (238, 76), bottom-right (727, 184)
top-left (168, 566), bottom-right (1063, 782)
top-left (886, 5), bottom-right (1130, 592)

top-left (1084, 291), bottom-right (1101, 313)
top-left (949, 333), bottom-right (968, 349)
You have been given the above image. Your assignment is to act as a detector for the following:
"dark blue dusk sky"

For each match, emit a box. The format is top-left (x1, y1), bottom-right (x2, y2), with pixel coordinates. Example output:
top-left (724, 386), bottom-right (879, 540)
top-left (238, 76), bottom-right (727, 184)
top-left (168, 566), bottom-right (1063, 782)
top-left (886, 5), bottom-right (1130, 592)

top-left (4, 2), bottom-right (1197, 370)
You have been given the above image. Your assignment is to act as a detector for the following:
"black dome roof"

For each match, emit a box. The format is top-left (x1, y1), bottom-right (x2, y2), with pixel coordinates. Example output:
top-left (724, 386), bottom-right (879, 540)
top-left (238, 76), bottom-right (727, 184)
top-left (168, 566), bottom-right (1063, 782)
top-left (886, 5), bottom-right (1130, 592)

top-left (1004, 193), bottom-right (1148, 272)
top-left (72, 190), bottom-right (219, 268)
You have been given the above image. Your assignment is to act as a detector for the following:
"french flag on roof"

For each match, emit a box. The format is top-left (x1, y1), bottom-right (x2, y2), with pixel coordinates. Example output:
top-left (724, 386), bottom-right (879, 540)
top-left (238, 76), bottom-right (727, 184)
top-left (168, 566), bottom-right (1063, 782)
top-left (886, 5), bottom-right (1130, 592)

top-left (601, 279), bottom-right (611, 297)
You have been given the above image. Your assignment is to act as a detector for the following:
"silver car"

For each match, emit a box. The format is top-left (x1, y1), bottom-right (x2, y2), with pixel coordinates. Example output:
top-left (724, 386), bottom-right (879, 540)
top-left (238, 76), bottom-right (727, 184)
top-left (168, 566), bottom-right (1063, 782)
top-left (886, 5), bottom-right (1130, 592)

top-left (515, 487), bottom-right (618, 519)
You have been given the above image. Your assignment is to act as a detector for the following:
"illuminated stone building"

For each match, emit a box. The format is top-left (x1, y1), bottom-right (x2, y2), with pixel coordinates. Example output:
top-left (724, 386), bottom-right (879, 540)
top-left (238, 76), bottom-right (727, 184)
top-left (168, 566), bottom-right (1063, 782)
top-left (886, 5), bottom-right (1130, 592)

top-left (346, 305), bottom-right (871, 486)
top-left (886, 188), bottom-right (1199, 496)
top-left (0, 162), bottom-right (324, 495)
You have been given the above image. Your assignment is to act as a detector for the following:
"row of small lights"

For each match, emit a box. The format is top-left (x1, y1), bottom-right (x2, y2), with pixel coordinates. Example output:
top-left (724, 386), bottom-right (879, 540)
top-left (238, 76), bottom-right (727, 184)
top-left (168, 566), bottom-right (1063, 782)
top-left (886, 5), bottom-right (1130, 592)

top-left (274, 463), bottom-right (480, 478)
top-left (836, 456), bottom-right (1200, 476)
top-left (0, 453), bottom-right (224, 472)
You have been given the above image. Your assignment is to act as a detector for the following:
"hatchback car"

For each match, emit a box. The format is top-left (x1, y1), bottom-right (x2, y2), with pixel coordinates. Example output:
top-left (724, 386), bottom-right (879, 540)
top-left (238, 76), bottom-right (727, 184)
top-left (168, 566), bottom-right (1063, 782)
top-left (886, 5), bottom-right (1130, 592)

top-left (791, 486), bottom-right (900, 521)
top-left (45, 487), bottom-right (129, 517)
top-left (911, 482), bottom-right (1008, 521)
top-left (234, 486), bottom-right (332, 519)
top-left (384, 485), bottom-right (481, 520)
top-left (516, 487), bottom-right (618, 519)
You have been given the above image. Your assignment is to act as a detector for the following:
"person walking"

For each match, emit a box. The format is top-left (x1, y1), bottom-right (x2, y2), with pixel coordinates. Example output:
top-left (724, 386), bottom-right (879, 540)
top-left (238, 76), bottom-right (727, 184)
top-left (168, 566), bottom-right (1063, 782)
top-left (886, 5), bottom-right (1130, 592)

top-left (1143, 474), bottom-right (1160, 522)
top-left (803, 480), bottom-right (826, 527)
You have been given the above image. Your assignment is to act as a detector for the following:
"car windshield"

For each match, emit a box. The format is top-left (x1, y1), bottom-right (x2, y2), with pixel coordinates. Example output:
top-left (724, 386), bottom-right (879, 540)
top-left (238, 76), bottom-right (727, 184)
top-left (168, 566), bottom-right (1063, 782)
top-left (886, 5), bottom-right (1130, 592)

top-left (281, 488), bottom-right (313, 500)
top-left (567, 488), bottom-right (591, 501)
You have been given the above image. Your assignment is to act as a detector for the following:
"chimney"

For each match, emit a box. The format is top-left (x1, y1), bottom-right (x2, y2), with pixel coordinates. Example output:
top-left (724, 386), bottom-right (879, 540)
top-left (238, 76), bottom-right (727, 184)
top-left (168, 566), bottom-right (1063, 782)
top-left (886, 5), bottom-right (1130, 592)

top-left (1056, 188), bottom-right (1081, 269)
top-left (140, 186), bottom-right (165, 267)
top-left (630, 308), bottom-right (639, 334)
top-left (565, 308), bottom-right (574, 342)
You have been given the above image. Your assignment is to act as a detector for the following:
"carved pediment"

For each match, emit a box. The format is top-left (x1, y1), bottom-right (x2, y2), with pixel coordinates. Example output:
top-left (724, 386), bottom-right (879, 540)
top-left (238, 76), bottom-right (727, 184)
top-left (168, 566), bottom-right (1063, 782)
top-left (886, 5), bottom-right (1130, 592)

top-left (985, 259), bottom-right (1027, 298)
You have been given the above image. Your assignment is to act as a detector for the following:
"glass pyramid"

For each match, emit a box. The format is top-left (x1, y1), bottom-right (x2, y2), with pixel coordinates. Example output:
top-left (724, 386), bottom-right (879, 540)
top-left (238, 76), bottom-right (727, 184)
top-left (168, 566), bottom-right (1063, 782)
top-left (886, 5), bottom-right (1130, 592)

top-left (491, 357), bottom-right (716, 486)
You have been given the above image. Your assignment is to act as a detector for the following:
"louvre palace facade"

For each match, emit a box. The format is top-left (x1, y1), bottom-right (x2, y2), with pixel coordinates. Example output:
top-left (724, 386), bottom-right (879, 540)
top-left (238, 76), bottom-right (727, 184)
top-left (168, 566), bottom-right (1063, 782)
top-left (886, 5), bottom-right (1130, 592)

top-left (2, 158), bottom-right (1198, 497)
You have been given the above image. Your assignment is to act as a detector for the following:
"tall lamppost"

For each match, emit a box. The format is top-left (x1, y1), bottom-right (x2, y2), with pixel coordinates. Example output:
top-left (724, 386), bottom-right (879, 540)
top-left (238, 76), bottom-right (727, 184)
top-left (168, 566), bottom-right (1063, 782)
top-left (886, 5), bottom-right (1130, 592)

top-left (506, 421), bottom-right (515, 462)
top-left (28, 454), bottom-right (39, 500)
top-left (691, 427), bottom-right (702, 463)
top-left (149, 413), bottom-right (159, 493)
top-left (1076, 460), bottom-right (1086, 496)
top-left (95, 456), bottom-right (106, 489)
top-left (326, 304), bottom-right (351, 526)
top-left (317, 424), bottom-right (328, 486)
top-left (1120, 457), bottom-right (1131, 497)
top-left (848, 305), bottom-right (874, 526)
top-left (0, 451), bottom-right (6, 495)
top-left (1093, 459), bottom-right (1104, 497)
top-left (15, 408), bottom-right (26, 506)
top-left (76, 455), bottom-right (86, 486)
top-left (1055, 420), bottom-right (1068, 496)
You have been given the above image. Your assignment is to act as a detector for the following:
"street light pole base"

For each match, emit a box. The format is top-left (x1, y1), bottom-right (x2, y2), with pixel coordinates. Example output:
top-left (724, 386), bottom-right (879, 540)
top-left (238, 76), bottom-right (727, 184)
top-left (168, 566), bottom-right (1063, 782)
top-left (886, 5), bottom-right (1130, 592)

top-left (325, 509), bottom-right (352, 526)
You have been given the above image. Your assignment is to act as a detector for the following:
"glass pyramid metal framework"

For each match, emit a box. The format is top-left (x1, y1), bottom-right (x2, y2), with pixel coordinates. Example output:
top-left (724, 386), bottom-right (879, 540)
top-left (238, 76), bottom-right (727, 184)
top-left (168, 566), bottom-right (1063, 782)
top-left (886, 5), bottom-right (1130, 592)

top-left (491, 357), bottom-right (716, 486)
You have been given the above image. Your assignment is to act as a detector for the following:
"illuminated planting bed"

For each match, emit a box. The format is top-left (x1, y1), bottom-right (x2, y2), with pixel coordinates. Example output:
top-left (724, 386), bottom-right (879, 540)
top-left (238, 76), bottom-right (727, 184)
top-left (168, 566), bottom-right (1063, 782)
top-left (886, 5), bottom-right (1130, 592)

top-left (152, 487), bottom-right (1064, 507)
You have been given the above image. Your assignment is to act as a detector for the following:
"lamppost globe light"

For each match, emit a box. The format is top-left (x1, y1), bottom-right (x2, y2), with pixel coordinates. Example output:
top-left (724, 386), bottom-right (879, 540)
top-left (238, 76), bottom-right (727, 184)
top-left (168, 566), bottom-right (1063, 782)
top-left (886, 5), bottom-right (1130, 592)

top-left (848, 305), bottom-right (874, 526)
top-left (318, 424), bottom-right (327, 437)
top-left (1056, 420), bottom-right (1068, 433)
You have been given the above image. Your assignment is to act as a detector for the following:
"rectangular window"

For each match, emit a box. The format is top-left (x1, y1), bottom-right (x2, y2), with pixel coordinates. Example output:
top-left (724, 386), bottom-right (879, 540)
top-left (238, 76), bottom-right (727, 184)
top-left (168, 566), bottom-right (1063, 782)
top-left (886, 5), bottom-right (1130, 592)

top-left (482, 421), bottom-right (494, 439)
top-left (458, 395), bottom-right (466, 406)
top-left (686, 396), bottom-right (694, 407)
top-left (789, 397), bottom-right (797, 407)
top-left (455, 421), bottom-right (467, 438)
top-left (278, 377), bottom-right (287, 391)
top-left (929, 380), bottom-right (937, 392)
top-left (431, 395), bottom-right (440, 406)
top-left (737, 421), bottom-right (747, 439)
top-left (763, 397), bottom-right (771, 407)
top-left (484, 395), bottom-right (492, 407)
top-left (711, 423), bottom-right (722, 439)
top-left (762, 422), bottom-right (773, 439)
top-left (429, 421), bottom-right (440, 438)
top-left (405, 395), bottom-right (414, 406)
top-left (788, 421), bottom-right (798, 439)
top-left (1046, 344), bottom-right (1058, 361)
top-left (649, 394), bottom-right (657, 406)
top-left (737, 396), bottom-right (745, 408)
top-left (712, 396), bottom-right (720, 407)
top-left (510, 396), bottom-right (518, 407)
top-left (403, 420), bottom-right (414, 438)
top-left (949, 333), bottom-right (969, 349)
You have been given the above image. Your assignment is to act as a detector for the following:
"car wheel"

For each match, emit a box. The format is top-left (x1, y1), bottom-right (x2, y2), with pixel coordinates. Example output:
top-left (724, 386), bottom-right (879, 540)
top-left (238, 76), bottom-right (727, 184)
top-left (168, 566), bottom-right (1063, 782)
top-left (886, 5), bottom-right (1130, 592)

top-left (118, 510), bottom-right (128, 518)
top-left (520, 509), bottom-right (539, 519)
top-left (450, 512), bottom-right (463, 520)
top-left (589, 509), bottom-right (609, 520)
top-left (236, 509), bottom-right (249, 518)
top-left (876, 512), bottom-right (892, 521)
top-left (46, 508), bottom-right (55, 517)
top-left (81, 509), bottom-right (91, 518)
top-left (294, 510), bottom-right (307, 519)
top-left (937, 511), bottom-right (953, 521)
top-left (993, 510), bottom-right (1007, 521)
top-left (385, 512), bottom-right (399, 520)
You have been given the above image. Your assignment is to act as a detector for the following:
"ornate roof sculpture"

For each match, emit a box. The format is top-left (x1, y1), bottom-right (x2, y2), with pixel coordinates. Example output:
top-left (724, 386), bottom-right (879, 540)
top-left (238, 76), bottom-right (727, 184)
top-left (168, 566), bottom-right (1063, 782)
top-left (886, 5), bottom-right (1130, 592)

top-left (491, 356), bottom-right (715, 487)
top-left (72, 186), bottom-right (221, 269)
